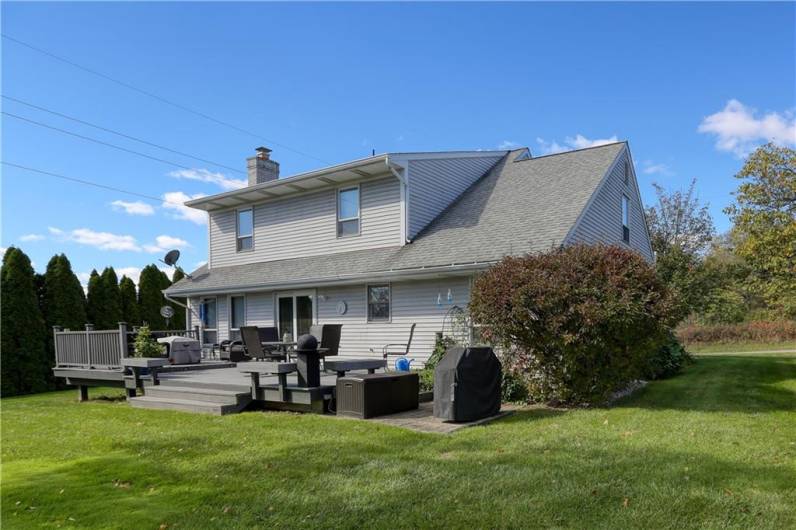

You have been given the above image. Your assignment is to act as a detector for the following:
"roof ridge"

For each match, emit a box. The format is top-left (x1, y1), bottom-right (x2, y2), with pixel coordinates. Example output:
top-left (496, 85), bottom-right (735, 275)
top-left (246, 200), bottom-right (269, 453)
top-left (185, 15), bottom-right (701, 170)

top-left (516, 141), bottom-right (626, 162)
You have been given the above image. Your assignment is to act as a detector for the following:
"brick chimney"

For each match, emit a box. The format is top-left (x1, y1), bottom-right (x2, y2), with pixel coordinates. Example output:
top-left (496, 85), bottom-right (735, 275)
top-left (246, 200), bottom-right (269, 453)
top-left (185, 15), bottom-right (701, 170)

top-left (247, 147), bottom-right (279, 186)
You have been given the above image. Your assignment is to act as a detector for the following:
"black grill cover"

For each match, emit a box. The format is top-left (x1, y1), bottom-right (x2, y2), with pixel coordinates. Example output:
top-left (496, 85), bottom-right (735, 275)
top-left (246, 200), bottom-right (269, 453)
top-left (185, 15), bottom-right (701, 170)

top-left (433, 346), bottom-right (501, 422)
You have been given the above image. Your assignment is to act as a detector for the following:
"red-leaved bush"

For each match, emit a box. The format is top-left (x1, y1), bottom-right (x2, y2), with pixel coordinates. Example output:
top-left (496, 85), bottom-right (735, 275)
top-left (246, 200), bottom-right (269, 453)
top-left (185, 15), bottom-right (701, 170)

top-left (470, 244), bottom-right (679, 405)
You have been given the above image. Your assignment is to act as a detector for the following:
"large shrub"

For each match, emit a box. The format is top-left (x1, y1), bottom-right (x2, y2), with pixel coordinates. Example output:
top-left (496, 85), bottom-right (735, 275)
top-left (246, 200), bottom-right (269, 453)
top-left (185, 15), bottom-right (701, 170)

top-left (643, 332), bottom-right (692, 380)
top-left (470, 244), bottom-right (678, 405)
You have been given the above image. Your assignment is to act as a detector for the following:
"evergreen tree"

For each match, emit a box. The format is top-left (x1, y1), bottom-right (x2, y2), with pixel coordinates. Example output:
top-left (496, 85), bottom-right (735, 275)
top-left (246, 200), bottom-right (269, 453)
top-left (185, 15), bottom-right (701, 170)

top-left (119, 275), bottom-right (140, 326)
top-left (170, 268), bottom-right (187, 329)
top-left (43, 254), bottom-right (87, 331)
top-left (138, 265), bottom-right (172, 329)
top-left (1, 247), bottom-right (50, 396)
top-left (100, 267), bottom-right (122, 329)
top-left (85, 269), bottom-right (102, 328)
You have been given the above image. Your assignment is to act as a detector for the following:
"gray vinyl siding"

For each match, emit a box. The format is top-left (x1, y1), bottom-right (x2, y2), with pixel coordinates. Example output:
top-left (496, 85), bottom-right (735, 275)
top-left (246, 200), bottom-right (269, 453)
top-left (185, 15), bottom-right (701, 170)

top-left (246, 292), bottom-right (275, 327)
top-left (407, 156), bottom-right (503, 239)
top-left (566, 150), bottom-right (654, 261)
top-left (316, 277), bottom-right (471, 366)
top-left (209, 176), bottom-right (401, 268)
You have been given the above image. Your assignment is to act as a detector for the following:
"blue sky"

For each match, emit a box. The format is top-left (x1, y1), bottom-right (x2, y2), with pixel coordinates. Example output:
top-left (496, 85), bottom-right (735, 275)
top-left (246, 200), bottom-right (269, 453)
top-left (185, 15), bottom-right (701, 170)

top-left (2, 2), bottom-right (794, 286)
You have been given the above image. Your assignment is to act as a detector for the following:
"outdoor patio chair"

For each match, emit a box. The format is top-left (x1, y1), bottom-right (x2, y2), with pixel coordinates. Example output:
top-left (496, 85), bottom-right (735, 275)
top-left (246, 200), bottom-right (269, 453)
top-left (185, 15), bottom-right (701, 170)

top-left (310, 324), bottom-right (342, 370)
top-left (240, 326), bottom-right (287, 362)
top-left (379, 323), bottom-right (416, 370)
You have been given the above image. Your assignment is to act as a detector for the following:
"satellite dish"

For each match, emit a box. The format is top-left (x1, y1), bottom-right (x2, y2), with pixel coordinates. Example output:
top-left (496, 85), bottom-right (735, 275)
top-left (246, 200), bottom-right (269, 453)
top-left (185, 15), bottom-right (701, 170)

top-left (163, 249), bottom-right (181, 267)
top-left (160, 306), bottom-right (175, 319)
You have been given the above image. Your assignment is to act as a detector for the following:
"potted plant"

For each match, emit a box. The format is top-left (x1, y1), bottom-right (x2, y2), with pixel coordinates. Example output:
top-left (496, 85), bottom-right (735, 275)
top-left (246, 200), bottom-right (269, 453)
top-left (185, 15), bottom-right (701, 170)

top-left (133, 325), bottom-right (165, 372)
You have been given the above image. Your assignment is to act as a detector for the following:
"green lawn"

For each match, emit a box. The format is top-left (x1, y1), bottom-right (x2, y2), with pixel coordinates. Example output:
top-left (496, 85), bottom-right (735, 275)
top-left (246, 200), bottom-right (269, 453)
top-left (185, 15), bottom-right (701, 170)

top-left (2, 354), bottom-right (795, 529)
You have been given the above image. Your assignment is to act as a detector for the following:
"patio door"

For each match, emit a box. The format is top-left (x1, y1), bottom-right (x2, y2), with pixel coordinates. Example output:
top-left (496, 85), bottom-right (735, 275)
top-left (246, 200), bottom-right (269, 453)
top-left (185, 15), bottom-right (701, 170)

top-left (277, 291), bottom-right (314, 341)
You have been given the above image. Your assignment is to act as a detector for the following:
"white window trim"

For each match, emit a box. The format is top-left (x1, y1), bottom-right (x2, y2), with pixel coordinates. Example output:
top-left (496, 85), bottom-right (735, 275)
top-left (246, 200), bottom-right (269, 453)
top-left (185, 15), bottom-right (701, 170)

top-left (228, 294), bottom-right (247, 333)
top-left (236, 207), bottom-right (254, 252)
top-left (336, 185), bottom-right (361, 238)
top-left (366, 283), bottom-right (391, 323)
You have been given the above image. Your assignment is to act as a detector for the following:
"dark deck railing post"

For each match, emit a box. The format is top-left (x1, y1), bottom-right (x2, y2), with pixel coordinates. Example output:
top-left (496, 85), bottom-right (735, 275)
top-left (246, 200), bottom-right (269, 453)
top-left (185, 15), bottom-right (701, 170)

top-left (52, 326), bottom-right (63, 365)
top-left (194, 325), bottom-right (201, 344)
top-left (85, 323), bottom-right (94, 368)
top-left (118, 322), bottom-right (128, 362)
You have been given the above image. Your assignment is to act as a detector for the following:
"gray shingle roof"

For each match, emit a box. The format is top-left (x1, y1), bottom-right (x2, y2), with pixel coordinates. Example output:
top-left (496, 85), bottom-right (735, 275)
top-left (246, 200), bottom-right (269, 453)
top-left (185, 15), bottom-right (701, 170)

top-left (166, 143), bottom-right (625, 295)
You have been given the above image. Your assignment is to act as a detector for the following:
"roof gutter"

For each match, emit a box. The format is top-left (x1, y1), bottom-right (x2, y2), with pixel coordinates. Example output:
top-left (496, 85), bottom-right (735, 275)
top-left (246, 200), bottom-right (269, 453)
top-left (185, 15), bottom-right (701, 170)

top-left (164, 260), bottom-right (497, 297)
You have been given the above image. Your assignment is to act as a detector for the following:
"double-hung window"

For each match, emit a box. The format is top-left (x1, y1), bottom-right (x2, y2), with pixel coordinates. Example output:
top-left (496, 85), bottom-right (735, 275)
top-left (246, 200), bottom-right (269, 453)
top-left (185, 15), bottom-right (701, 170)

top-left (337, 187), bottom-right (360, 237)
top-left (237, 208), bottom-right (253, 251)
top-left (622, 195), bottom-right (630, 243)
top-left (367, 284), bottom-right (390, 322)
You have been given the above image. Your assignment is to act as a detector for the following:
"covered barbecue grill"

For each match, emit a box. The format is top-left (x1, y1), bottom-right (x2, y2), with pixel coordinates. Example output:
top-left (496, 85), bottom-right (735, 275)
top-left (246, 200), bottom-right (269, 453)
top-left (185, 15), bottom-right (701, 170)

top-left (433, 346), bottom-right (501, 422)
top-left (157, 336), bottom-right (201, 365)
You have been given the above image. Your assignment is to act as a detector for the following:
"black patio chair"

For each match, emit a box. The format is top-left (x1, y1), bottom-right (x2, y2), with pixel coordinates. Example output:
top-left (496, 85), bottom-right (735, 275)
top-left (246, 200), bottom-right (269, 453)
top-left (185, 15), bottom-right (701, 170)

top-left (379, 323), bottom-right (416, 370)
top-left (310, 324), bottom-right (342, 370)
top-left (240, 326), bottom-right (287, 362)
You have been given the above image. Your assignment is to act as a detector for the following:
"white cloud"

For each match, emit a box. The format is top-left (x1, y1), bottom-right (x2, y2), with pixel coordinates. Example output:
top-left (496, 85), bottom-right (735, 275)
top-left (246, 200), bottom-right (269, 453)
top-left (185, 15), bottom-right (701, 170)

top-left (497, 140), bottom-right (520, 150)
top-left (162, 191), bottom-right (208, 225)
top-left (111, 200), bottom-right (155, 216)
top-left (143, 234), bottom-right (190, 254)
top-left (65, 228), bottom-right (141, 252)
top-left (19, 233), bottom-right (45, 242)
top-left (115, 266), bottom-right (142, 285)
top-left (195, 260), bottom-right (207, 268)
top-left (0, 247), bottom-right (6, 258)
top-left (48, 226), bottom-right (64, 235)
top-left (536, 134), bottom-right (619, 155)
top-left (698, 99), bottom-right (796, 157)
top-left (642, 161), bottom-right (673, 176)
top-left (168, 168), bottom-right (246, 191)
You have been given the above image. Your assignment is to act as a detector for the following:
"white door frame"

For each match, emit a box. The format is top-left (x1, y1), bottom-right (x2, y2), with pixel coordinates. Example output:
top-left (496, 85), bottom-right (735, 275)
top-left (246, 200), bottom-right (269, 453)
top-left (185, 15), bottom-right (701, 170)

top-left (275, 289), bottom-right (317, 338)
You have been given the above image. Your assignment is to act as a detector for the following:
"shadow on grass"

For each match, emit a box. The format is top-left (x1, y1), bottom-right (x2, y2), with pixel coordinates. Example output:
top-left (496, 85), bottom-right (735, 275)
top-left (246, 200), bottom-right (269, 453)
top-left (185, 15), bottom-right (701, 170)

top-left (4, 426), bottom-right (794, 528)
top-left (615, 355), bottom-right (796, 414)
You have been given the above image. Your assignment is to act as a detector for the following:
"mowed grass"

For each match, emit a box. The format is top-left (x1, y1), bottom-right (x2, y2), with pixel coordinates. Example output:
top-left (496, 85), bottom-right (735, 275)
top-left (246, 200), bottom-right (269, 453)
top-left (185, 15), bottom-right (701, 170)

top-left (2, 354), bottom-right (795, 529)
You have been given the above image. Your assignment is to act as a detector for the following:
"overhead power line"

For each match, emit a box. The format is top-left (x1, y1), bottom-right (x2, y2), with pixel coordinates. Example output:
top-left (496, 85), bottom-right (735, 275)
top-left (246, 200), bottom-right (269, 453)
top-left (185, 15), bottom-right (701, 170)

top-left (2, 33), bottom-right (331, 165)
top-left (1, 161), bottom-right (177, 205)
top-left (3, 94), bottom-right (245, 174)
top-left (3, 111), bottom-right (215, 173)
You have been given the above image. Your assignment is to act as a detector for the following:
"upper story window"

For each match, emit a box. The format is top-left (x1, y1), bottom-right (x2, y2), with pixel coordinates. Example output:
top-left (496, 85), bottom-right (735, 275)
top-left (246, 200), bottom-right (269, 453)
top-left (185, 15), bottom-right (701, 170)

top-left (237, 208), bottom-right (253, 251)
top-left (337, 187), bottom-right (360, 237)
top-left (622, 195), bottom-right (630, 243)
top-left (367, 284), bottom-right (390, 322)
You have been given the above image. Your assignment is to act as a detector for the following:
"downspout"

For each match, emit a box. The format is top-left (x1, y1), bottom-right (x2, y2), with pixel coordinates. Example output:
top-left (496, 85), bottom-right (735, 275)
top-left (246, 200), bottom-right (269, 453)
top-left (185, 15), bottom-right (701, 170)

top-left (164, 292), bottom-right (201, 331)
top-left (386, 156), bottom-right (411, 243)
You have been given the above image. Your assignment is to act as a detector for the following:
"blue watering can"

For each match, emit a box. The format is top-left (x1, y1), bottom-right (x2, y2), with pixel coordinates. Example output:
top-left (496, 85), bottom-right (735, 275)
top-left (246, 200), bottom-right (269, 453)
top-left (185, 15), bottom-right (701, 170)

top-left (394, 357), bottom-right (414, 372)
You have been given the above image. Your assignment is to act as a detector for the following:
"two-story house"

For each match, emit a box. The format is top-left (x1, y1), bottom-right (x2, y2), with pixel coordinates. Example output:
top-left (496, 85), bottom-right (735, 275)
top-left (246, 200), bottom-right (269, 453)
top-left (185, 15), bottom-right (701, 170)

top-left (165, 142), bottom-right (654, 365)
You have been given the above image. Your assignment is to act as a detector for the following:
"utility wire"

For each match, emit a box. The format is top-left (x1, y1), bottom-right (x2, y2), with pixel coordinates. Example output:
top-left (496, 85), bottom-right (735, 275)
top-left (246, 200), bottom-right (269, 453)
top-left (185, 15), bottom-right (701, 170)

top-left (3, 94), bottom-right (245, 174)
top-left (3, 111), bottom-right (213, 173)
top-left (2, 33), bottom-right (331, 165)
top-left (1, 161), bottom-right (179, 205)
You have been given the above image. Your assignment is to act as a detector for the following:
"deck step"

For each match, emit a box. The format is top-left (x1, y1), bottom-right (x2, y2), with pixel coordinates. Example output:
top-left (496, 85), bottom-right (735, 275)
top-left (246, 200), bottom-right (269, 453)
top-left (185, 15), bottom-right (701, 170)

top-left (156, 378), bottom-right (250, 393)
top-left (129, 395), bottom-right (250, 415)
top-left (144, 385), bottom-right (247, 405)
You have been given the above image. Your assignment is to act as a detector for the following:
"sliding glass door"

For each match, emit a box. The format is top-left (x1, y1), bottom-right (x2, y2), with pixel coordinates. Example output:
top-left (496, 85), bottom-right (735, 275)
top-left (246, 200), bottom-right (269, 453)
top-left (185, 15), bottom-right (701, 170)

top-left (277, 291), bottom-right (314, 341)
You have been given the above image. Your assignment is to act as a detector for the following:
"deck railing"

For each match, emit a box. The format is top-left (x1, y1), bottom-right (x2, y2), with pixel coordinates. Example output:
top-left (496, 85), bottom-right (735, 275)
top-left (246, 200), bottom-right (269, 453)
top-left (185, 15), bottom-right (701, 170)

top-left (54, 323), bottom-right (200, 369)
